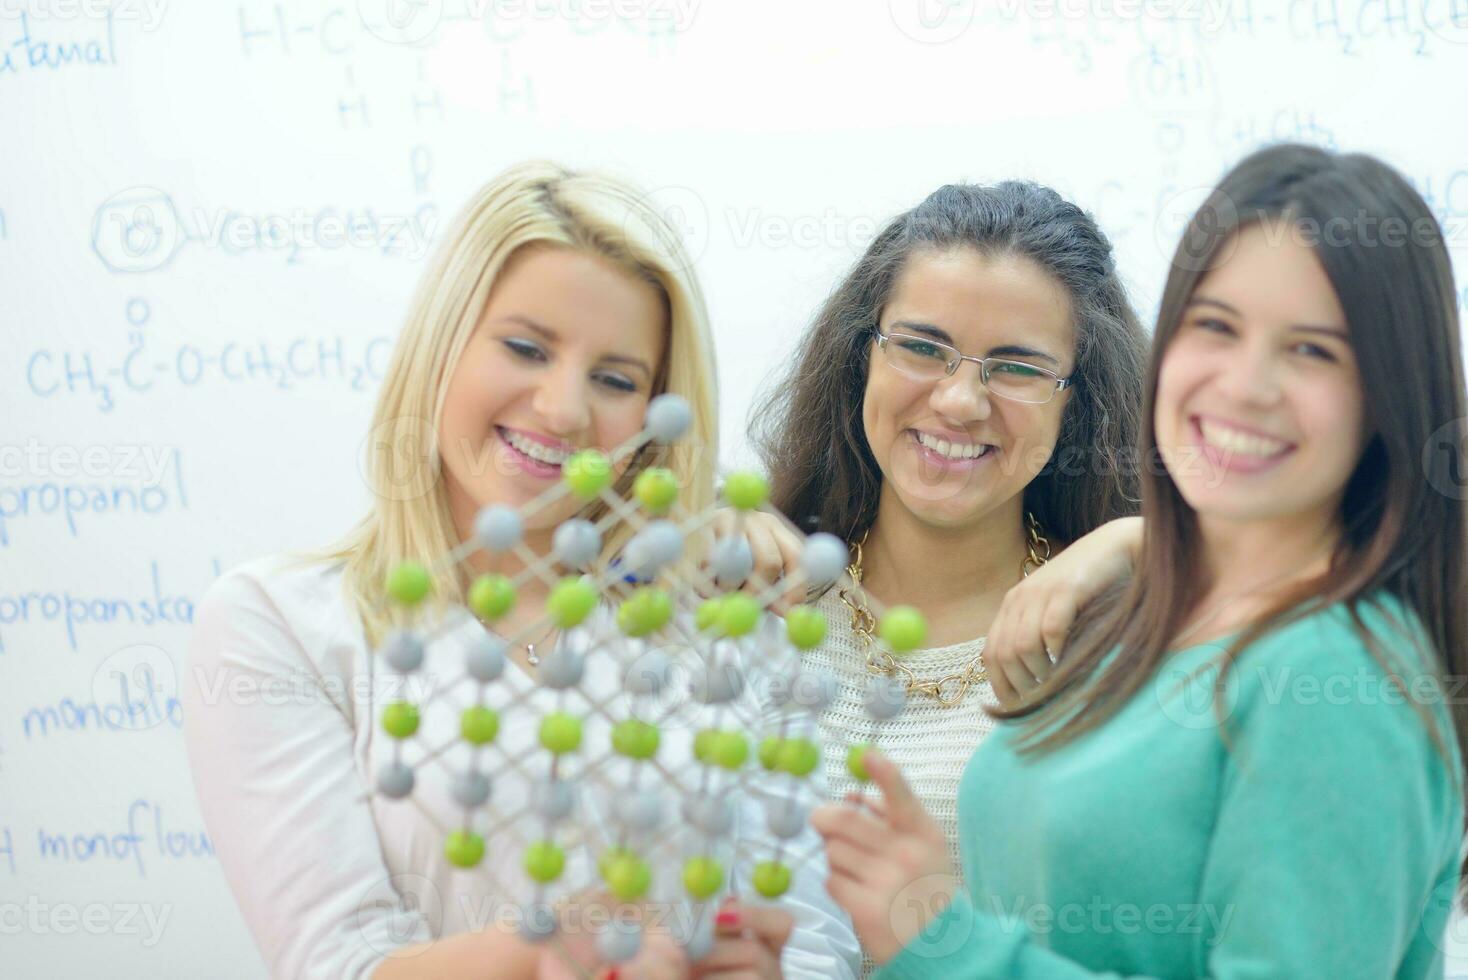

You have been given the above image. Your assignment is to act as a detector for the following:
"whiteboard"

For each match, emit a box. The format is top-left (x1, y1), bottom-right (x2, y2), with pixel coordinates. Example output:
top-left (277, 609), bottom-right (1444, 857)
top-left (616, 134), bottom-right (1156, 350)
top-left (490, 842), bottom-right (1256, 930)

top-left (4, 1), bottom-right (1467, 975)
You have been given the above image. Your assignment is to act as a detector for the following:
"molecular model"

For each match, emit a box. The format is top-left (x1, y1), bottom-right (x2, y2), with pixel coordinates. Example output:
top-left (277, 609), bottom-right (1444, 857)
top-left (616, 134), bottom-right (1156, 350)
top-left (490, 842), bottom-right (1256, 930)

top-left (368, 394), bottom-right (927, 976)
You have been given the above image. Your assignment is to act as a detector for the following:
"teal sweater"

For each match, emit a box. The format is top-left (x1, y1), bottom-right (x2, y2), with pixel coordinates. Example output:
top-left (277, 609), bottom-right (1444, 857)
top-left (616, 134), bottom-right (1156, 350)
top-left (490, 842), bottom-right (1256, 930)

top-left (877, 597), bottom-right (1464, 979)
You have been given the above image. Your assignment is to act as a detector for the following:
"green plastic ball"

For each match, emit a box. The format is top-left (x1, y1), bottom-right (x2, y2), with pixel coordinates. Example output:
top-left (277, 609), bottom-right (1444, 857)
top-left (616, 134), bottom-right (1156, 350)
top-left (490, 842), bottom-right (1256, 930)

top-left (633, 467), bottom-right (680, 514)
top-left (785, 606), bottom-right (827, 649)
top-left (539, 712), bottom-right (583, 755)
top-left (777, 737), bottom-right (820, 777)
top-left (523, 840), bottom-right (566, 883)
top-left (468, 574), bottom-right (516, 622)
top-left (879, 606), bottom-right (928, 654)
top-left (386, 561), bottom-right (431, 606)
top-left (444, 829), bottom-right (485, 868)
top-left (695, 597), bottom-right (725, 634)
top-left (460, 705), bottom-right (500, 746)
top-left (610, 718), bottom-right (660, 760)
top-left (617, 587), bottom-right (672, 638)
top-left (547, 576), bottom-right (598, 629)
top-left (752, 860), bottom-right (792, 898)
top-left (682, 856), bottom-right (724, 900)
top-left (847, 743), bottom-right (874, 782)
top-left (758, 736), bottom-right (783, 771)
top-left (693, 728), bottom-right (718, 764)
top-left (381, 701), bottom-right (420, 740)
top-left (718, 593), bottom-right (761, 638)
top-left (598, 845), bottom-right (632, 881)
top-left (604, 852), bottom-right (652, 901)
top-left (710, 731), bottom-right (748, 770)
top-left (563, 450), bottom-right (612, 499)
top-left (722, 471), bottom-right (770, 511)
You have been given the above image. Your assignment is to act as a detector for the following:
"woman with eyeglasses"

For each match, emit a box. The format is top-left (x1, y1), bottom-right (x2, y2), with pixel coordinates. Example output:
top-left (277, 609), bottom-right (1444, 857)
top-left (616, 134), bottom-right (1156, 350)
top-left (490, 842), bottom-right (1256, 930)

top-left (732, 181), bottom-right (1150, 976)
top-left (816, 143), bottom-right (1467, 976)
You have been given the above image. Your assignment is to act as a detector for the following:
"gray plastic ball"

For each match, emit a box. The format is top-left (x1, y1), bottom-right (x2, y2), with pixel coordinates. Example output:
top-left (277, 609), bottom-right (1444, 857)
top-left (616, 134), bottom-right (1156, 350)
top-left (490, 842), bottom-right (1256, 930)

top-left (382, 630), bottom-right (425, 673)
top-left (624, 648), bottom-right (672, 696)
top-left (519, 903), bottom-right (558, 943)
top-left (682, 794), bottom-right (735, 835)
top-left (376, 761), bottom-right (414, 799)
top-left (645, 393), bottom-right (692, 442)
top-left (690, 659), bottom-right (745, 705)
top-left (465, 633), bottom-right (507, 683)
top-left (552, 519), bottom-right (601, 568)
top-left (538, 647), bottom-right (585, 690)
top-left (801, 533), bottom-right (848, 587)
top-left (597, 919), bottom-right (643, 964)
top-left (475, 505), bottom-right (524, 553)
top-left (791, 671), bottom-right (838, 711)
top-left (532, 779), bottom-right (577, 822)
top-left (709, 536), bottom-right (754, 587)
top-left (865, 675), bottom-right (908, 720)
top-left (626, 520), bottom-right (684, 576)
top-left (452, 771), bottom-right (492, 808)
top-left (613, 789), bottom-right (664, 831)
top-left (765, 796), bottom-right (808, 840)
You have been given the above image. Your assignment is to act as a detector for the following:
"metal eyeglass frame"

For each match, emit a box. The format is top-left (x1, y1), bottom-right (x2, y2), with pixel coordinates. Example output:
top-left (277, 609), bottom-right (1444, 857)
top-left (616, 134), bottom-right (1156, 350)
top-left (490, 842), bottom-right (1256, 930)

top-left (873, 327), bottom-right (1075, 405)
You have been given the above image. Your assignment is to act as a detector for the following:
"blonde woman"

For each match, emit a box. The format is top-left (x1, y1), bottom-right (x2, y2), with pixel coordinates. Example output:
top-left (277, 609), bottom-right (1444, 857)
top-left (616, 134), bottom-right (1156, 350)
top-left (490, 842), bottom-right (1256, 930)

top-left (183, 162), bottom-right (858, 980)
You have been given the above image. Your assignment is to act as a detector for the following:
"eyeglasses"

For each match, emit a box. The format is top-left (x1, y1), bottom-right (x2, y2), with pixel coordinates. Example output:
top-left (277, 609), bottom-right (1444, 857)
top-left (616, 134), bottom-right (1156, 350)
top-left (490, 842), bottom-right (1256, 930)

top-left (873, 328), bottom-right (1075, 405)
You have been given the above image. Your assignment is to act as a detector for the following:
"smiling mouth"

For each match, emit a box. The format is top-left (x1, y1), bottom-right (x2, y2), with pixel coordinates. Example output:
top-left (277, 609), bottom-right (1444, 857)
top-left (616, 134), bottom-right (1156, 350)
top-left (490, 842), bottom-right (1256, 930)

top-left (496, 426), bottom-right (573, 469)
top-left (909, 429), bottom-right (996, 461)
top-left (1194, 416), bottom-right (1294, 460)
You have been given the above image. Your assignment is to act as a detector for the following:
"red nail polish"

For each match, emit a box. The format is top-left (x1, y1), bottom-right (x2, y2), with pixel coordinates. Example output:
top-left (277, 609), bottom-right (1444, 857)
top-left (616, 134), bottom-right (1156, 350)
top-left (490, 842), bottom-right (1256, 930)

top-left (604, 970), bottom-right (620, 980)
top-left (715, 909), bottom-right (740, 927)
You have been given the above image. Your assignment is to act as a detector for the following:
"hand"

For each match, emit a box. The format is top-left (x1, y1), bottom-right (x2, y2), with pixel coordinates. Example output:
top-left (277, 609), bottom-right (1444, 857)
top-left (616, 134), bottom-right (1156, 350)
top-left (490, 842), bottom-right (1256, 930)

top-left (691, 898), bottom-right (793, 979)
top-left (535, 893), bottom-right (688, 980)
top-left (984, 516), bottom-right (1142, 706)
top-left (706, 508), bottom-right (808, 613)
top-left (811, 750), bottom-right (959, 965)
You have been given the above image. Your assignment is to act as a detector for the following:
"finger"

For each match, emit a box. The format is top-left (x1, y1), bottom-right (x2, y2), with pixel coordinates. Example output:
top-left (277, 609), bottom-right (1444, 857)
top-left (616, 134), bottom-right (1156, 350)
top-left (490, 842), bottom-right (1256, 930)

top-left (987, 651), bottom-right (1019, 707)
top-left (1018, 639), bottom-right (1054, 687)
top-left (742, 522), bottom-right (784, 592)
top-left (1039, 596), bottom-right (1078, 664)
top-left (997, 653), bottom-right (1042, 703)
top-left (809, 803), bottom-right (888, 852)
top-left (862, 750), bottom-right (925, 829)
top-left (719, 902), bottom-right (793, 951)
top-left (694, 936), bottom-right (764, 973)
top-left (823, 869), bottom-right (868, 918)
top-left (843, 791), bottom-right (888, 820)
top-left (769, 525), bottom-right (806, 612)
top-left (822, 836), bottom-right (881, 881)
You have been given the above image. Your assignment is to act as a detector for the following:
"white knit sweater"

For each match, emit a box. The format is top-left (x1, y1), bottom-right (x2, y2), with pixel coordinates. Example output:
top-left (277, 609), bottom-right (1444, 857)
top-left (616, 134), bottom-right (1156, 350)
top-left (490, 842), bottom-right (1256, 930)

top-left (801, 587), bottom-right (999, 883)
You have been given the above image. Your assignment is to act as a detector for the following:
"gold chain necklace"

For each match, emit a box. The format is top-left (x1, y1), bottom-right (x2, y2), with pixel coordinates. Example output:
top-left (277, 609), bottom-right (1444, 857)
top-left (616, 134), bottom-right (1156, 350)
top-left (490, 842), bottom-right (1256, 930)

top-left (836, 512), bottom-right (1051, 708)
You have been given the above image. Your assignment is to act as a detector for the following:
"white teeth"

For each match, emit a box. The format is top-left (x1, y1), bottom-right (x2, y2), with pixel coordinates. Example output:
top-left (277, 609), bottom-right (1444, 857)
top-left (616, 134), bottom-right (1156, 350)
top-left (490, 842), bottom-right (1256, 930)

top-left (502, 429), bottom-right (570, 465)
top-left (1198, 419), bottom-right (1288, 458)
top-left (915, 431), bottom-right (989, 460)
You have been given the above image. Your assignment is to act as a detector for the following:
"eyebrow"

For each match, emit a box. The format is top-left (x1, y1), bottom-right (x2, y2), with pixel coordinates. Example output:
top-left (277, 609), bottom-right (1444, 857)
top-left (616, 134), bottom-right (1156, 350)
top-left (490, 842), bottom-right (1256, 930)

top-left (889, 320), bottom-right (1062, 367)
top-left (1185, 297), bottom-right (1349, 339)
top-left (494, 314), bottom-right (654, 377)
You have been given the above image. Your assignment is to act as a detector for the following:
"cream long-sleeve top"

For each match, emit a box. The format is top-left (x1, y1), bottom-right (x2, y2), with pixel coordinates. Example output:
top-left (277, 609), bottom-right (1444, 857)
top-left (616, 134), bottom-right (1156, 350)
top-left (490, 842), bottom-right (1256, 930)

top-left (182, 554), bottom-right (860, 980)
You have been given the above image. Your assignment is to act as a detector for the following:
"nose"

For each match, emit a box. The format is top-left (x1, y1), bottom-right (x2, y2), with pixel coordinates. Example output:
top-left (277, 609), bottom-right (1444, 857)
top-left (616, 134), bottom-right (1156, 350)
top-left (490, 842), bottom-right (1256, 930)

top-left (531, 363), bottom-right (592, 438)
top-left (928, 359), bottom-right (993, 422)
top-left (1213, 339), bottom-right (1285, 408)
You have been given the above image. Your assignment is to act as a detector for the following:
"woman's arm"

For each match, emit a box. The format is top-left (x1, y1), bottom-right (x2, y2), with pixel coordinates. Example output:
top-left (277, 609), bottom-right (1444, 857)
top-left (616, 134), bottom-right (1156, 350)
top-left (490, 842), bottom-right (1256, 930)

top-left (984, 516), bottom-right (1142, 705)
top-left (183, 569), bottom-right (543, 980)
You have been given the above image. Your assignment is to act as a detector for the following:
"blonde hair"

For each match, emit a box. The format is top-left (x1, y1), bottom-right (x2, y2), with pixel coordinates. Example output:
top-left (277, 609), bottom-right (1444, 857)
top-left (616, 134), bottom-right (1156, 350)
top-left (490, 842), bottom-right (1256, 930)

top-left (305, 161), bottom-right (718, 647)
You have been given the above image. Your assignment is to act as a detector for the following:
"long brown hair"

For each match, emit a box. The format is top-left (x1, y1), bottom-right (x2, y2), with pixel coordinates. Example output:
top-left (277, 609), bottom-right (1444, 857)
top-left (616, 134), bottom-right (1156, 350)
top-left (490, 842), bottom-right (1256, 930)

top-left (751, 181), bottom-right (1147, 547)
top-left (998, 145), bottom-right (1468, 841)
